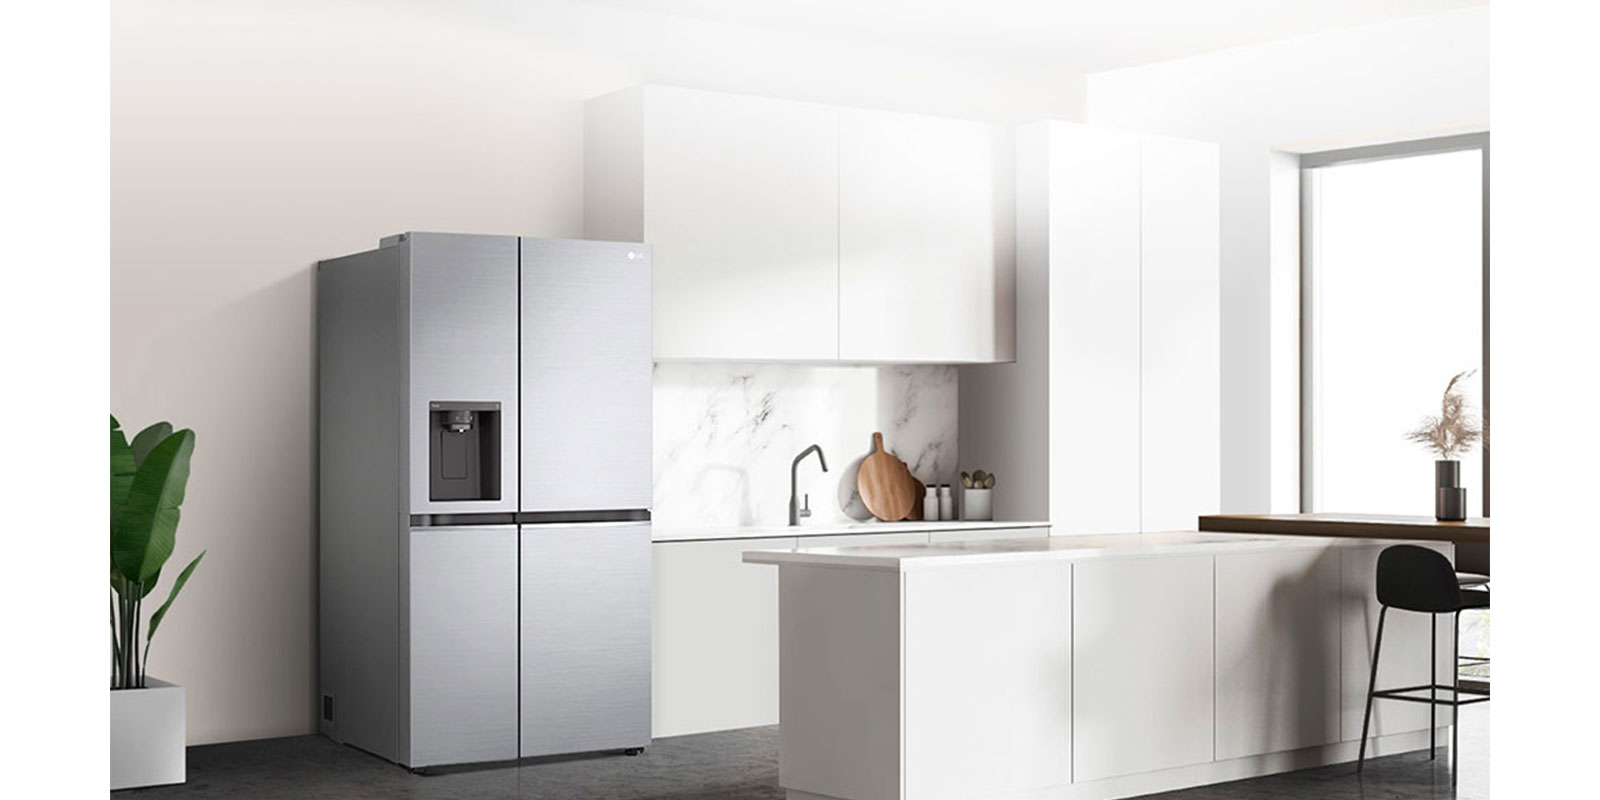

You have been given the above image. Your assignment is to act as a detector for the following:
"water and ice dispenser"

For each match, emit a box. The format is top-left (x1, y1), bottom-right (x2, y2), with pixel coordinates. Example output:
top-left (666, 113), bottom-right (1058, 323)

top-left (427, 401), bottom-right (502, 501)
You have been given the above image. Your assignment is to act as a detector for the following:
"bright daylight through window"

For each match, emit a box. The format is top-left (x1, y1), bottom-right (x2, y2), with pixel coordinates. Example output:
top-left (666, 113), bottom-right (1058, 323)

top-left (1304, 143), bottom-right (1487, 517)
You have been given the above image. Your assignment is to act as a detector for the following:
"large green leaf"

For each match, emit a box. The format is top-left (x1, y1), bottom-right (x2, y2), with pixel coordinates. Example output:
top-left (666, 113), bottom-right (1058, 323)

top-left (130, 421), bottom-right (173, 468)
top-left (112, 429), bottom-right (196, 584)
top-left (146, 551), bottom-right (204, 646)
top-left (110, 415), bottom-right (136, 517)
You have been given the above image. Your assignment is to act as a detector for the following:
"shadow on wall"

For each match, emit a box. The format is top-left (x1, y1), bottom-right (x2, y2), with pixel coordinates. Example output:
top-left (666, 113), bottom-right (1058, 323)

top-left (113, 265), bottom-right (321, 744)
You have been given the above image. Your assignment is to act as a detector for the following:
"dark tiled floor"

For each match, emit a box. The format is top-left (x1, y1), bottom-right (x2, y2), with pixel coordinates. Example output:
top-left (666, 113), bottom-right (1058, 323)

top-left (124, 706), bottom-right (1486, 799)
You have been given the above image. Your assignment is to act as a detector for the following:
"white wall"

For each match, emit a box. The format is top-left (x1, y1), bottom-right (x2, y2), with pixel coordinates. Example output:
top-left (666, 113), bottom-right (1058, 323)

top-left (111, 0), bottom-right (1081, 744)
top-left (1086, 6), bottom-right (1489, 513)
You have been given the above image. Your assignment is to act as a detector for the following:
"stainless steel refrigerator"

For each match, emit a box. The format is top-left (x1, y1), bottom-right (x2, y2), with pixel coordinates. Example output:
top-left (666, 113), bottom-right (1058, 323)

top-left (317, 233), bottom-right (652, 769)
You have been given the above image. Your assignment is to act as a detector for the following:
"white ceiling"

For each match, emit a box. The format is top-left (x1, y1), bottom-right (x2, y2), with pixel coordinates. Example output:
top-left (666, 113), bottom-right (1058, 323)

top-left (577, 0), bottom-right (1486, 73)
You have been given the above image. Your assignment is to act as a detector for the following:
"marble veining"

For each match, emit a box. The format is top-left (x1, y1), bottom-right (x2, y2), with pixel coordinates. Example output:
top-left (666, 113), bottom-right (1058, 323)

top-left (652, 363), bottom-right (958, 528)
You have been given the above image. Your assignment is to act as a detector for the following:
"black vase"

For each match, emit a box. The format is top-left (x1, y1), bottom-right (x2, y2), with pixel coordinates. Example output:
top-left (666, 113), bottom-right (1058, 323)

top-left (1435, 459), bottom-right (1467, 521)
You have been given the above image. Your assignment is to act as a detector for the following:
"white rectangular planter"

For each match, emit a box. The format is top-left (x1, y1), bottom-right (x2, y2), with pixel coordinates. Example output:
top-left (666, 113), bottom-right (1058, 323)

top-left (110, 677), bottom-right (186, 790)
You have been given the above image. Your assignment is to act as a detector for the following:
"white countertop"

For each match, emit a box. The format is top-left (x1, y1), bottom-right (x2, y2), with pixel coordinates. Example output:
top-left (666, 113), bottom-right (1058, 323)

top-left (652, 519), bottom-right (1050, 542)
top-left (742, 530), bottom-right (1416, 571)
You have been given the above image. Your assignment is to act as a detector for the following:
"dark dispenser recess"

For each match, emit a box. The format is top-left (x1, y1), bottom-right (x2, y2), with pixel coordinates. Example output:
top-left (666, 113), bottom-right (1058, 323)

top-left (428, 401), bottom-right (502, 502)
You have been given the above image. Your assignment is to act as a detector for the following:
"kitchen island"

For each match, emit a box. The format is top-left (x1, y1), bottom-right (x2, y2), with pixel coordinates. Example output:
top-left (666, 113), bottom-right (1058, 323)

top-left (744, 532), bottom-right (1459, 800)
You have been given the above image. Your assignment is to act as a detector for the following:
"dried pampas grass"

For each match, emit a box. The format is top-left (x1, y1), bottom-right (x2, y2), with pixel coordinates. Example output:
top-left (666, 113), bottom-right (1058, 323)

top-left (1405, 370), bottom-right (1483, 460)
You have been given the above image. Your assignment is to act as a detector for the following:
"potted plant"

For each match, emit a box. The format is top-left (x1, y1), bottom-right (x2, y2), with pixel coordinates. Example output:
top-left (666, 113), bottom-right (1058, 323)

top-left (960, 469), bottom-right (996, 521)
top-left (1405, 371), bottom-right (1483, 521)
top-left (110, 415), bottom-right (205, 790)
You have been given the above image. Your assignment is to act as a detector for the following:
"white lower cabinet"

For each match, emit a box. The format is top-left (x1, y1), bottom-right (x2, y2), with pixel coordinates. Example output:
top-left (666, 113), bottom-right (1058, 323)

top-left (1073, 555), bottom-right (1215, 782)
top-left (903, 561), bottom-right (1072, 800)
top-left (1339, 544), bottom-right (1457, 742)
top-left (1214, 548), bottom-right (1342, 759)
top-left (651, 536), bottom-right (796, 737)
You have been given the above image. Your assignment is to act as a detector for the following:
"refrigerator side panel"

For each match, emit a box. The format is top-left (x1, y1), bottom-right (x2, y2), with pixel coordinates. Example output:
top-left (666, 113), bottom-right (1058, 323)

top-left (317, 245), bottom-right (405, 761)
top-left (408, 232), bottom-right (521, 514)
top-left (520, 522), bottom-right (653, 756)
top-left (409, 526), bottom-right (520, 766)
top-left (520, 238), bottom-right (653, 512)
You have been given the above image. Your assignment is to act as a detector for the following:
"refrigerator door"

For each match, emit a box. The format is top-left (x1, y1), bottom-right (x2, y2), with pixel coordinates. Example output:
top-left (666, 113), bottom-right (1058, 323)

top-left (520, 238), bottom-right (653, 512)
top-left (407, 233), bottom-right (521, 515)
top-left (408, 526), bottom-right (519, 766)
top-left (520, 522), bottom-right (652, 756)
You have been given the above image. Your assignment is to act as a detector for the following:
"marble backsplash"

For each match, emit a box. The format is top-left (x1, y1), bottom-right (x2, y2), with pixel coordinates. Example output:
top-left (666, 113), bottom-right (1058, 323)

top-left (652, 363), bottom-right (958, 528)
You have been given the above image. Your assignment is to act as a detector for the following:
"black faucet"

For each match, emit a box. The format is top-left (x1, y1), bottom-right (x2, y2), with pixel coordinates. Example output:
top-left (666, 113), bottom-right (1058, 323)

top-left (789, 444), bottom-right (829, 526)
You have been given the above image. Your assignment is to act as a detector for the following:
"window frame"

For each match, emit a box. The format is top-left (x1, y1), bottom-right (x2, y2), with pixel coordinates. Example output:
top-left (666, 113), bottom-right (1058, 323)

top-left (1299, 132), bottom-right (1491, 515)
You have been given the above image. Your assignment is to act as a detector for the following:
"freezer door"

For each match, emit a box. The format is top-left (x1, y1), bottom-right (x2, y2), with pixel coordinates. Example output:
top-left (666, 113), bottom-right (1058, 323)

top-left (520, 522), bottom-right (652, 756)
top-left (520, 238), bottom-right (652, 512)
top-left (408, 526), bottom-right (519, 766)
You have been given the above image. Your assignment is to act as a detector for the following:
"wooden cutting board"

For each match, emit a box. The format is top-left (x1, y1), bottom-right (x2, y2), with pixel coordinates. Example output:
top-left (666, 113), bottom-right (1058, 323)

top-left (858, 432), bottom-right (915, 522)
top-left (902, 466), bottom-right (924, 521)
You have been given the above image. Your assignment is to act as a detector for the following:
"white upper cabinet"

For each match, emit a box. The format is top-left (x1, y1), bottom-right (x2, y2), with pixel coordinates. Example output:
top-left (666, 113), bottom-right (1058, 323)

top-left (838, 110), bottom-right (1003, 362)
top-left (585, 86), bottom-right (1011, 363)
top-left (587, 86), bottom-right (839, 361)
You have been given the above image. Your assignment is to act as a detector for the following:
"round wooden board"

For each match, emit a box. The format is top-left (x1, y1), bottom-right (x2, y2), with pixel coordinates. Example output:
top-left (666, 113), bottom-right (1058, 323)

top-left (857, 432), bottom-right (915, 522)
top-left (902, 465), bottom-right (924, 521)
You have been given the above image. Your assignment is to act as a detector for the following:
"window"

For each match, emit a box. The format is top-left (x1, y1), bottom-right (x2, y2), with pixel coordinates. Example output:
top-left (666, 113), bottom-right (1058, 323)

top-left (1301, 135), bottom-right (1489, 516)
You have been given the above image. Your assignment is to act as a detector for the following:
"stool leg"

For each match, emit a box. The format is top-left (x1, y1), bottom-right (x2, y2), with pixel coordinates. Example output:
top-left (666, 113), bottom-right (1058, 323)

top-left (1358, 605), bottom-right (1388, 773)
top-left (1453, 610), bottom-right (1462, 785)
top-left (1430, 612), bottom-right (1437, 760)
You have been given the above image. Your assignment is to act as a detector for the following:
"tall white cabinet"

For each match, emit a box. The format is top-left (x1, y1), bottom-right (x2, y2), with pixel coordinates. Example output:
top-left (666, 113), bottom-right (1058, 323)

top-left (586, 85), bottom-right (1012, 363)
top-left (960, 121), bottom-right (1220, 531)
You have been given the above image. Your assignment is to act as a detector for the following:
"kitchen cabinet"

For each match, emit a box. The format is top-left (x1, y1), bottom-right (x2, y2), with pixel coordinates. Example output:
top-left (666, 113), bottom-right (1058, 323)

top-left (587, 86), bottom-right (838, 361)
top-left (837, 109), bottom-right (1005, 362)
top-left (1214, 547), bottom-right (1342, 759)
top-left (585, 85), bottom-right (1011, 364)
top-left (756, 534), bottom-right (1459, 800)
top-left (1072, 554), bottom-right (1214, 782)
top-left (1140, 135), bottom-right (1222, 532)
top-left (407, 527), bottom-right (519, 766)
top-left (902, 559), bottom-right (1072, 800)
top-left (959, 121), bottom-right (1219, 532)
top-left (651, 536), bottom-right (796, 737)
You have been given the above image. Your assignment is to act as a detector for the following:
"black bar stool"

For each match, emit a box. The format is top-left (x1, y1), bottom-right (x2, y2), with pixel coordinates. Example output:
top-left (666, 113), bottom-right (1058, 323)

top-left (1455, 571), bottom-right (1491, 687)
top-left (1358, 544), bottom-right (1490, 779)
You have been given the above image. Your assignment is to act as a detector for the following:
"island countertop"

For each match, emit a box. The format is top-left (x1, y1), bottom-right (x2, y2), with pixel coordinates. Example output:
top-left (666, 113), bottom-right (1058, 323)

top-left (1197, 512), bottom-right (1489, 544)
top-left (749, 528), bottom-right (1457, 800)
top-left (742, 530), bottom-right (1412, 572)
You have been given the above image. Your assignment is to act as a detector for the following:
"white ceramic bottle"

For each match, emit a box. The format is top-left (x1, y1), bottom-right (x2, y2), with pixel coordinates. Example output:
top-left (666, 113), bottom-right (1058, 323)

top-left (924, 484), bottom-right (938, 520)
top-left (938, 484), bottom-right (953, 521)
